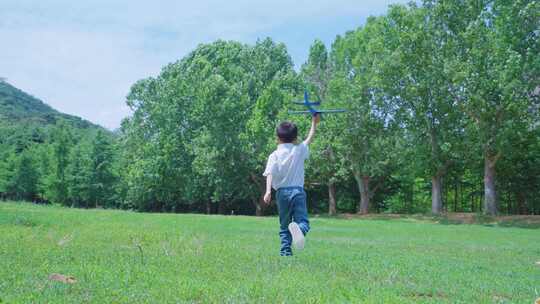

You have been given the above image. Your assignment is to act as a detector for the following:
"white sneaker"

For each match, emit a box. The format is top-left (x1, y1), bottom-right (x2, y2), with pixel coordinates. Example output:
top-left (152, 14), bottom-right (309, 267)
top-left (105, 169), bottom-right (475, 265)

top-left (288, 222), bottom-right (305, 250)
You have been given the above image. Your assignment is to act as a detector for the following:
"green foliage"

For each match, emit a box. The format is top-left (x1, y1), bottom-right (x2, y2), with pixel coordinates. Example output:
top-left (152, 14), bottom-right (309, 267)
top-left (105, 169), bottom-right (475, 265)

top-left (321, 16), bottom-right (403, 213)
top-left (1, 1), bottom-right (539, 215)
top-left (444, 0), bottom-right (540, 214)
top-left (0, 81), bottom-right (116, 207)
top-left (88, 130), bottom-right (116, 207)
top-left (3, 150), bottom-right (39, 201)
top-left (121, 39), bottom-right (299, 214)
top-left (42, 124), bottom-right (73, 205)
top-left (66, 141), bottom-right (92, 207)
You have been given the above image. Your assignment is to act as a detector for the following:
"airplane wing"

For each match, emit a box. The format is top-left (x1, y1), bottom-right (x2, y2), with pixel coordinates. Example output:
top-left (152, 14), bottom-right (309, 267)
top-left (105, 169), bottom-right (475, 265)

top-left (315, 109), bottom-right (347, 113)
top-left (293, 101), bottom-right (320, 106)
top-left (289, 109), bottom-right (347, 115)
top-left (288, 110), bottom-right (314, 114)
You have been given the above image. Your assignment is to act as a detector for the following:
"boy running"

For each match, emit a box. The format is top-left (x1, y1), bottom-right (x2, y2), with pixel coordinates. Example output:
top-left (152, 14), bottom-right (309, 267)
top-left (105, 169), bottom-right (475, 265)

top-left (263, 114), bottom-right (320, 256)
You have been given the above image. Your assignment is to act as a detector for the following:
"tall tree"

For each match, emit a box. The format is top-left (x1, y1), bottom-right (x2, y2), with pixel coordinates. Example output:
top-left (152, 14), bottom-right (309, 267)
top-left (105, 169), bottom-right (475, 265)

top-left (301, 39), bottom-right (344, 215)
top-left (384, 3), bottom-right (466, 214)
top-left (6, 150), bottom-right (39, 201)
top-left (0, 146), bottom-right (13, 199)
top-left (455, 0), bottom-right (539, 215)
top-left (122, 39), bottom-right (297, 214)
top-left (66, 141), bottom-right (92, 207)
top-left (329, 16), bottom-right (400, 214)
top-left (43, 123), bottom-right (73, 204)
top-left (88, 130), bottom-right (116, 207)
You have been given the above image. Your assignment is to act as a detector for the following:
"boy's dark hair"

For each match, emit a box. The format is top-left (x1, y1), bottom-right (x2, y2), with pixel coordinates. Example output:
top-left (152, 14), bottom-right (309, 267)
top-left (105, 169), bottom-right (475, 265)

top-left (276, 121), bottom-right (298, 143)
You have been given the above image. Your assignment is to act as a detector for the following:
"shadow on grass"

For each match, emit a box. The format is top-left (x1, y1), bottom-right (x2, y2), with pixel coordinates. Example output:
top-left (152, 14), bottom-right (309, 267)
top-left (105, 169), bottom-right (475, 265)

top-left (335, 212), bottom-right (540, 229)
top-left (0, 215), bottom-right (39, 228)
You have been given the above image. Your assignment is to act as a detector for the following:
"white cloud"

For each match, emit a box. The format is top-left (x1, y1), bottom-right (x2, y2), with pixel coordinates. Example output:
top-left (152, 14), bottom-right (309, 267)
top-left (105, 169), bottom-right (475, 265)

top-left (0, 0), bottom-right (409, 129)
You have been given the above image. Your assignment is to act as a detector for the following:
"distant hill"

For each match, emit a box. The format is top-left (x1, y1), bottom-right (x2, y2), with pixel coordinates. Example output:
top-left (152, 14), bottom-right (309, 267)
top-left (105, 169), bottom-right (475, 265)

top-left (0, 80), bottom-right (102, 130)
top-left (0, 80), bottom-right (108, 150)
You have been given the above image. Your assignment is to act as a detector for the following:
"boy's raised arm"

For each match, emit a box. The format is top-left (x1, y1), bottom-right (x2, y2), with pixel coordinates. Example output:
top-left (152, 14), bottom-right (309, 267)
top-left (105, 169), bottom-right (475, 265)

top-left (303, 114), bottom-right (320, 145)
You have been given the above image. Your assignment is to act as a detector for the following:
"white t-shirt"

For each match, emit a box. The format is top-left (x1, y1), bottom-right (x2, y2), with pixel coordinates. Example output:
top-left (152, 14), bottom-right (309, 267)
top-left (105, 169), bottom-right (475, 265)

top-left (263, 142), bottom-right (309, 190)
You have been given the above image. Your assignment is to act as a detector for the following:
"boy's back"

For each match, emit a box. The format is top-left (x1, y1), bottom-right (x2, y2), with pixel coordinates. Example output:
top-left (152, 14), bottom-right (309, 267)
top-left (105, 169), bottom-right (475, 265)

top-left (263, 142), bottom-right (309, 190)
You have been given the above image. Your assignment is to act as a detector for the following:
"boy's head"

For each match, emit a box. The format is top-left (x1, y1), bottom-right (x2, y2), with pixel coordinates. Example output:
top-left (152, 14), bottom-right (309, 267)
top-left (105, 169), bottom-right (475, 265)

top-left (276, 121), bottom-right (298, 143)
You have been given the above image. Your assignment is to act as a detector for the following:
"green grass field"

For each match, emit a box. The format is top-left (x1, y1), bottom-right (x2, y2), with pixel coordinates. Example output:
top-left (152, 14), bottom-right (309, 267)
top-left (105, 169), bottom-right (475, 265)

top-left (1, 202), bottom-right (539, 303)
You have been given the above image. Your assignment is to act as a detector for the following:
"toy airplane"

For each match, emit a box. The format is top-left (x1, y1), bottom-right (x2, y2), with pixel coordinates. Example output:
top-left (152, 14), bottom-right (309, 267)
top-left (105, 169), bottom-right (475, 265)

top-left (289, 91), bottom-right (346, 117)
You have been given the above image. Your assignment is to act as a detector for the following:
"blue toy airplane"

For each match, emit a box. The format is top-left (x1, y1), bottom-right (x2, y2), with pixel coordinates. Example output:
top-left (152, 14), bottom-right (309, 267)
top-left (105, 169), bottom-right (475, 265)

top-left (289, 91), bottom-right (346, 117)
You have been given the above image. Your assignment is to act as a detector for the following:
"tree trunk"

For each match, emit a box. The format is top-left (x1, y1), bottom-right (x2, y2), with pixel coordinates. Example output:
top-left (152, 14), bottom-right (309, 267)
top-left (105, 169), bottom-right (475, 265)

top-left (253, 197), bottom-right (263, 216)
top-left (454, 181), bottom-right (458, 212)
top-left (206, 201), bottom-right (212, 215)
top-left (250, 193), bottom-right (265, 217)
top-left (483, 156), bottom-right (497, 215)
top-left (409, 181), bottom-right (414, 213)
top-left (516, 192), bottom-right (526, 214)
top-left (249, 174), bottom-right (265, 216)
top-left (460, 182), bottom-right (464, 212)
top-left (354, 173), bottom-right (370, 215)
top-left (359, 176), bottom-right (370, 214)
top-left (471, 187), bottom-right (475, 213)
top-left (431, 175), bottom-right (443, 214)
top-left (328, 182), bottom-right (337, 216)
top-left (218, 201), bottom-right (225, 214)
top-left (326, 147), bottom-right (337, 216)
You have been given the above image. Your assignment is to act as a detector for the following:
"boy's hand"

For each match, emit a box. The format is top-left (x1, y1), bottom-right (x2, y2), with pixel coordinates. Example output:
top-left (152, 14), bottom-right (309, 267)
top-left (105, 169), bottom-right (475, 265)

top-left (313, 113), bottom-right (320, 124)
top-left (263, 191), bottom-right (271, 205)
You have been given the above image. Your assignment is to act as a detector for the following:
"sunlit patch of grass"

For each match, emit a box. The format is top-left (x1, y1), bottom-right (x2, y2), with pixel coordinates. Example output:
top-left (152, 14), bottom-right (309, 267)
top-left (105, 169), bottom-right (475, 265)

top-left (1, 201), bottom-right (539, 303)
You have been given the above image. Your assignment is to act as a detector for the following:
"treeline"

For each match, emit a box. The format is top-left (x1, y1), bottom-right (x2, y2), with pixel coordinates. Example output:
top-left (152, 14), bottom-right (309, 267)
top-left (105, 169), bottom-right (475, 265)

top-left (0, 123), bottom-right (117, 207)
top-left (1, 0), bottom-right (539, 215)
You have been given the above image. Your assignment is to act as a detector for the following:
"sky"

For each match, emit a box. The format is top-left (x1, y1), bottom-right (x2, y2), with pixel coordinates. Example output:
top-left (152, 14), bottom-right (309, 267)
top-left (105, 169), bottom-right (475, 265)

top-left (0, 0), bottom-right (410, 130)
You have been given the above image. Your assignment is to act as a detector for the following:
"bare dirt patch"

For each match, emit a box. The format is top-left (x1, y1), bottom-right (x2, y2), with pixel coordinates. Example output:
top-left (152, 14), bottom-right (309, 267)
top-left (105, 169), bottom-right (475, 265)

top-left (48, 273), bottom-right (77, 284)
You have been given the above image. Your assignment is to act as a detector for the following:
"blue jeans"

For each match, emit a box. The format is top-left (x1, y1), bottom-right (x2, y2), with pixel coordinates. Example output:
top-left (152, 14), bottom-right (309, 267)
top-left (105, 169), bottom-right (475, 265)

top-left (276, 186), bottom-right (310, 256)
